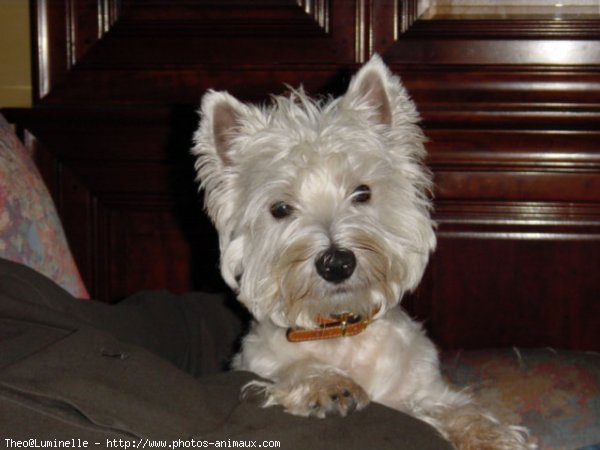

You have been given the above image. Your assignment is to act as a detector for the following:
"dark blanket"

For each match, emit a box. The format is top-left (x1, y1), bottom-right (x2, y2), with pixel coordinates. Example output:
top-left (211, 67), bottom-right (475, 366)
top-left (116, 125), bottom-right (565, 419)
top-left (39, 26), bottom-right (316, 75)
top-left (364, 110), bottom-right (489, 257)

top-left (0, 258), bottom-right (452, 449)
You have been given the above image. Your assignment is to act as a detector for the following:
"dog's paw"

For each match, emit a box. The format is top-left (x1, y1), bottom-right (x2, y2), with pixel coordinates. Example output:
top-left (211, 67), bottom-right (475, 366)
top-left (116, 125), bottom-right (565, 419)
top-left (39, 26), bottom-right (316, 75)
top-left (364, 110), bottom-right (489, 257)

top-left (303, 374), bottom-right (369, 418)
top-left (244, 373), bottom-right (369, 418)
top-left (439, 404), bottom-right (537, 450)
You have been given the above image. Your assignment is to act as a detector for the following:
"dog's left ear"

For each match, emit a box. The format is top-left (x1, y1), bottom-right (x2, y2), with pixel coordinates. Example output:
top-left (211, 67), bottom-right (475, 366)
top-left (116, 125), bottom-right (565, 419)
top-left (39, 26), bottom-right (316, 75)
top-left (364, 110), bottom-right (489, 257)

top-left (342, 54), bottom-right (394, 126)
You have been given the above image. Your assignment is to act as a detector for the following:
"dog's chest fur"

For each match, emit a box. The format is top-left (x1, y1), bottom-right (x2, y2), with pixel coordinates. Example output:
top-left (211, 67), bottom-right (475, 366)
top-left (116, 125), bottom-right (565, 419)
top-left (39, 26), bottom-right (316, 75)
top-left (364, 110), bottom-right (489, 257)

top-left (234, 307), bottom-right (443, 411)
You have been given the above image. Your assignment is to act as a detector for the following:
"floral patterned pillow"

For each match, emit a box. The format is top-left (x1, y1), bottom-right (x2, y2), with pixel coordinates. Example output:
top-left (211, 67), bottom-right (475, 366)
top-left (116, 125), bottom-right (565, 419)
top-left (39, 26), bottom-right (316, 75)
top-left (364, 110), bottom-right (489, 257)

top-left (0, 113), bottom-right (89, 298)
top-left (442, 348), bottom-right (600, 450)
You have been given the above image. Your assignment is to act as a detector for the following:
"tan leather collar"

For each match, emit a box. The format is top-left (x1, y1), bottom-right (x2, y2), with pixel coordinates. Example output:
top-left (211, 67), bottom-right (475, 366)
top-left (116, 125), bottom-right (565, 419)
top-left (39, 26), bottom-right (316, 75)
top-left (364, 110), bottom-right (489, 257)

top-left (286, 308), bottom-right (379, 343)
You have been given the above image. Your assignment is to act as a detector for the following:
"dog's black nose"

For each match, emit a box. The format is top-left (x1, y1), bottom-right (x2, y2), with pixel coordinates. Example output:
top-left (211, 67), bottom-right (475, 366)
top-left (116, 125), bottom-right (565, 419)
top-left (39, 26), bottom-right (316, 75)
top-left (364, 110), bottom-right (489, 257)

top-left (315, 247), bottom-right (356, 283)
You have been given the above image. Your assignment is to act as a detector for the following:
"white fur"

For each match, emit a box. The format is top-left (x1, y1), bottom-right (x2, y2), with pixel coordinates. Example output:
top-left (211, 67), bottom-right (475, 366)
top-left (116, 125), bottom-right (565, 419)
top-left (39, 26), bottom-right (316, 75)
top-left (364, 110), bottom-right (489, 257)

top-left (192, 55), bottom-right (536, 449)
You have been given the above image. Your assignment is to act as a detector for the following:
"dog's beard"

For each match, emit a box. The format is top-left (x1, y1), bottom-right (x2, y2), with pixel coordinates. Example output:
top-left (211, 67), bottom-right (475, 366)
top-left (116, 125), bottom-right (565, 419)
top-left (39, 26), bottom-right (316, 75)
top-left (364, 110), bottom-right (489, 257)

top-left (262, 228), bottom-right (404, 329)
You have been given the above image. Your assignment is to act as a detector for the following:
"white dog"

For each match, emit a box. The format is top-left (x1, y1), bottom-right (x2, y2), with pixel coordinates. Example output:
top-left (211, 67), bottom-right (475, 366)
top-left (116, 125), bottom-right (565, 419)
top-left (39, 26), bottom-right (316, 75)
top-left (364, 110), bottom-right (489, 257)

top-left (192, 55), bottom-right (534, 450)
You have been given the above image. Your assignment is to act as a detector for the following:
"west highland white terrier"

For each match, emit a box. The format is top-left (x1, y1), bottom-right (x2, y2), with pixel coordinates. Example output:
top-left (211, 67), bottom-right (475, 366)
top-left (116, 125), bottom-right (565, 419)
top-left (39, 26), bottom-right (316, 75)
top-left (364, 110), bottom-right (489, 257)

top-left (192, 55), bottom-right (534, 450)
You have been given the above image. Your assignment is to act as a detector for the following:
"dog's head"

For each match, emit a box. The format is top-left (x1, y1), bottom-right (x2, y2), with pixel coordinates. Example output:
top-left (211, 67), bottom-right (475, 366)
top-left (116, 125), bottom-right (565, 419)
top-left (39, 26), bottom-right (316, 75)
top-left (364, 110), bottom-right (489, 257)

top-left (192, 55), bottom-right (436, 328)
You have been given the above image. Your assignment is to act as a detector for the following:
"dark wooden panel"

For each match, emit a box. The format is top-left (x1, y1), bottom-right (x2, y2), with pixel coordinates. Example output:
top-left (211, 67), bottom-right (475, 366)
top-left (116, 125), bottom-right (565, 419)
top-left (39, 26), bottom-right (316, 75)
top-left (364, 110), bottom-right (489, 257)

top-left (381, 0), bottom-right (600, 352)
top-left (98, 197), bottom-right (223, 302)
top-left (33, 0), bottom-right (360, 105)
top-left (5, 0), bottom-right (599, 351)
top-left (426, 235), bottom-right (600, 351)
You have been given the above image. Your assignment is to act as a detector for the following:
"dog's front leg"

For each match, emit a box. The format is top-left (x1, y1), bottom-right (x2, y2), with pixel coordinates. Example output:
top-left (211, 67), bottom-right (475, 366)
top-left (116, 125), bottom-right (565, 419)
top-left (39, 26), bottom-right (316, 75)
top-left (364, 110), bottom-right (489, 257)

top-left (244, 360), bottom-right (370, 418)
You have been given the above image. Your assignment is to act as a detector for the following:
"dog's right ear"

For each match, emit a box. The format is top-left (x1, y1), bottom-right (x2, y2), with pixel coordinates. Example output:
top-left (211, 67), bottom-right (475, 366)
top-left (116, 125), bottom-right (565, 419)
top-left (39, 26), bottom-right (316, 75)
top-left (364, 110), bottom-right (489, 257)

top-left (192, 91), bottom-right (248, 244)
top-left (198, 90), bottom-right (246, 166)
top-left (193, 91), bottom-right (248, 291)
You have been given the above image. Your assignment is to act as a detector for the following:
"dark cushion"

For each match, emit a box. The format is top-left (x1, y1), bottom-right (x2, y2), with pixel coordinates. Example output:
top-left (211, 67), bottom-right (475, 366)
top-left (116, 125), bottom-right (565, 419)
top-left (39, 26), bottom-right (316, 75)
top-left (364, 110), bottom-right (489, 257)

top-left (0, 258), bottom-right (452, 449)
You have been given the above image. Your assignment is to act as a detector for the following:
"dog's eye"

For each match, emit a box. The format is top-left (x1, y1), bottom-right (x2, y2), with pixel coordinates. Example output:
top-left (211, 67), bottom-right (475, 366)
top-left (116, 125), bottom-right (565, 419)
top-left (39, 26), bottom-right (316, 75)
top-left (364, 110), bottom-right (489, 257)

top-left (270, 201), bottom-right (294, 219)
top-left (352, 185), bottom-right (371, 204)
